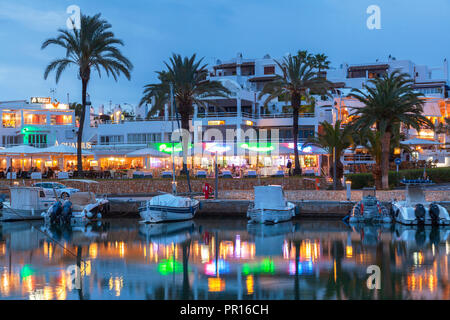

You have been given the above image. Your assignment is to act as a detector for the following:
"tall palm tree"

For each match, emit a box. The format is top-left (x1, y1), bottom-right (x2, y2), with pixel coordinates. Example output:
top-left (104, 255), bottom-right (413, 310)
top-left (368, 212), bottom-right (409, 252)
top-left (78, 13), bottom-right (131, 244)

top-left (140, 54), bottom-right (230, 191)
top-left (349, 71), bottom-right (432, 189)
top-left (42, 13), bottom-right (133, 175)
top-left (305, 121), bottom-right (353, 188)
top-left (259, 52), bottom-right (330, 175)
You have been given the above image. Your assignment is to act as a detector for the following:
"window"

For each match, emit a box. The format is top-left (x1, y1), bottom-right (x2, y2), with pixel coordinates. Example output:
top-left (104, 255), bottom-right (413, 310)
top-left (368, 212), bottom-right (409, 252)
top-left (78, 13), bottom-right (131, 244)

top-left (2, 135), bottom-right (21, 147)
top-left (100, 135), bottom-right (124, 145)
top-left (24, 113), bottom-right (46, 125)
top-left (2, 113), bottom-right (17, 128)
top-left (28, 134), bottom-right (47, 147)
top-left (127, 133), bottom-right (162, 144)
top-left (298, 126), bottom-right (315, 141)
top-left (51, 114), bottom-right (73, 125)
top-left (264, 66), bottom-right (275, 75)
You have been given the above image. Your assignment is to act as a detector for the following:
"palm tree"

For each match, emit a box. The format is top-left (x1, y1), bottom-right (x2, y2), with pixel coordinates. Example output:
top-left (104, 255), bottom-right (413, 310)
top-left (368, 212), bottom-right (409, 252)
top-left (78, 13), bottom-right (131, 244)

top-left (349, 71), bottom-right (432, 189)
top-left (140, 54), bottom-right (230, 191)
top-left (42, 13), bottom-right (133, 175)
top-left (352, 126), bottom-right (410, 189)
top-left (259, 52), bottom-right (330, 175)
top-left (305, 121), bottom-right (353, 189)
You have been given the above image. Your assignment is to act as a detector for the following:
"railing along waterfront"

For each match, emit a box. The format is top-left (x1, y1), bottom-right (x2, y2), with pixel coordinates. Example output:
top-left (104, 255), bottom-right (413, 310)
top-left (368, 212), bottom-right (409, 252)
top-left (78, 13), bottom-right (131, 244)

top-left (99, 112), bottom-right (316, 125)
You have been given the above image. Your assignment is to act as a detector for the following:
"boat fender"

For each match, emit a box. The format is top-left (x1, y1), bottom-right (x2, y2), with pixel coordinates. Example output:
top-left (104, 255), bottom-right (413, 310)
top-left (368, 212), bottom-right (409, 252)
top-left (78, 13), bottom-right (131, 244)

top-left (199, 202), bottom-right (203, 210)
top-left (429, 204), bottom-right (440, 223)
top-left (86, 211), bottom-right (93, 219)
top-left (414, 204), bottom-right (426, 222)
top-left (97, 213), bottom-right (102, 219)
top-left (295, 206), bottom-right (299, 216)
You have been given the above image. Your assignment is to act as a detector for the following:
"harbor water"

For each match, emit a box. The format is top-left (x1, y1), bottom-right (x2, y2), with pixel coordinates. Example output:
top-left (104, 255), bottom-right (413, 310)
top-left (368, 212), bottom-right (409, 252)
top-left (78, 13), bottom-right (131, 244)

top-left (0, 219), bottom-right (449, 300)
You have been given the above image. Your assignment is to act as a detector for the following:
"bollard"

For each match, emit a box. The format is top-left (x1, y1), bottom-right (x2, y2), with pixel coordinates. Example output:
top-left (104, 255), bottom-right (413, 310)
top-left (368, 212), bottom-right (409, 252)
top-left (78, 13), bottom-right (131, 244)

top-left (346, 180), bottom-right (352, 201)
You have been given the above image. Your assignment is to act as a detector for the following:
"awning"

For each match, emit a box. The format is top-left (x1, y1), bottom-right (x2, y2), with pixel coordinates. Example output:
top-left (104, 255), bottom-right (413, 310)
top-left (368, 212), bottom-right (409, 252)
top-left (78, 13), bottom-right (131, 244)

top-left (127, 148), bottom-right (168, 158)
top-left (400, 138), bottom-right (441, 146)
top-left (42, 145), bottom-right (94, 155)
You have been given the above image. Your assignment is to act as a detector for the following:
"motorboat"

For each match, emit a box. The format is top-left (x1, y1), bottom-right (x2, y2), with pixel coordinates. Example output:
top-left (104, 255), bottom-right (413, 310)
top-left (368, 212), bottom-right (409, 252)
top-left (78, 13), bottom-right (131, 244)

top-left (138, 193), bottom-right (200, 223)
top-left (1, 187), bottom-right (54, 221)
top-left (391, 179), bottom-right (450, 226)
top-left (348, 188), bottom-right (392, 224)
top-left (247, 185), bottom-right (297, 224)
top-left (42, 187), bottom-right (109, 226)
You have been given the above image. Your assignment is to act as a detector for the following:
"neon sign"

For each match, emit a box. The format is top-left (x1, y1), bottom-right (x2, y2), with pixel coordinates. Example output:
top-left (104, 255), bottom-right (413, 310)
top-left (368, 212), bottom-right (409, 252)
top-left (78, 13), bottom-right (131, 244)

top-left (239, 143), bottom-right (274, 153)
top-left (204, 143), bottom-right (231, 153)
top-left (155, 143), bottom-right (193, 154)
top-left (285, 143), bottom-right (313, 153)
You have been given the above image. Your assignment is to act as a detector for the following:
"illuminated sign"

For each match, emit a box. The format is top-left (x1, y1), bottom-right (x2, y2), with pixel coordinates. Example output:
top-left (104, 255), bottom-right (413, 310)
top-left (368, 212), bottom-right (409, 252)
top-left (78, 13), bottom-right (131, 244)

top-left (239, 143), bottom-right (274, 153)
top-left (285, 143), bottom-right (313, 153)
top-left (244, 120), bottom-right (254, 126)
top-left (204, 142), bottom-right (231, 153)
top-left (208, 120), bottom-right (225, 126)
top-left (155, 143), bottom-right (193, 154)
top-left (30, 97), bottom-right (51, 104)
top-left (55, 141), bottom-right (92, 149)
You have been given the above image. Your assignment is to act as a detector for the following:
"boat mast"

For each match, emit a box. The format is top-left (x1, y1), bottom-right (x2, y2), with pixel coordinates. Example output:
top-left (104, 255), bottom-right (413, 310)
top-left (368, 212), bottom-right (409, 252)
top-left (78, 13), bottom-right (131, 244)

top-left (170, 83), bottom-right (177, 195)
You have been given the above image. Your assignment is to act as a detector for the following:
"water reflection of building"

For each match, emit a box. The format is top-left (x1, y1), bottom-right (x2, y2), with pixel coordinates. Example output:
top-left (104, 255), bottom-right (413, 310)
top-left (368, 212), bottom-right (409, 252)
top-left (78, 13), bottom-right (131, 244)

top-left (0, 220), bottom-right (449, 300)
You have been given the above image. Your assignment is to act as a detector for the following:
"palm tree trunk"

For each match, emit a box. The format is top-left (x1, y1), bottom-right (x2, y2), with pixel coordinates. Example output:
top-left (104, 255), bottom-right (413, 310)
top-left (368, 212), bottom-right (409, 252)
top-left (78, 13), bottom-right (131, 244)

top-left (381, 131), bottom-right (391, 189)
top-left (292, 94), bottom-right (302, 175)
top-left (77, 79), bottom-right (88, 177)
top-left (180, 114), bottom-right (192, 193)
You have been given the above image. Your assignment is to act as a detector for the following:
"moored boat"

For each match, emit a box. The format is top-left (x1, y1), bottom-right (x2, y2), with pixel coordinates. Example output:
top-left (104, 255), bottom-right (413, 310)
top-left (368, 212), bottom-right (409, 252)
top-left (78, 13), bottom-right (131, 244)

top-left (247, 185), bottom-right (297, 224)
top-left (391, 179), bottom-right (450, 226)
top-left (348, 188), bottom-right (392, 224)
top-left (138, 193), bottom-right (200, 223)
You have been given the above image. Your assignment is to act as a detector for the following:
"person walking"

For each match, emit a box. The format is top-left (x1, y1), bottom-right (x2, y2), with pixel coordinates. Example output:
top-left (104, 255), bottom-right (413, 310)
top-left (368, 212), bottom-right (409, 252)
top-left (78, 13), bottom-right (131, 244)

top-left (287, 160), bottom-right (292, 176)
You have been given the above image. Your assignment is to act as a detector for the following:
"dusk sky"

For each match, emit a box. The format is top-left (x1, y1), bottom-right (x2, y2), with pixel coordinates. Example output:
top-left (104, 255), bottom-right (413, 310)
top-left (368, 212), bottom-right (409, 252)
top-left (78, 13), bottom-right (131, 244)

top-left (1, 0), bottom-right (449, 112)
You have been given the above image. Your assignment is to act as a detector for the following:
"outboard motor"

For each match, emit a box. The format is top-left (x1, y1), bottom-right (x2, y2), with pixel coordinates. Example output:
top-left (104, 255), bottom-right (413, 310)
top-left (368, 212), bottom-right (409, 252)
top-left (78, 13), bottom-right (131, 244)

top-left (415, 204), bottom-right (426, 224)
top-left (50, 201), bottom-right (63, 224)
top-left (61, 200), bottom-right (73, 224)
top-left (429, 203), bottom-right (440, 225)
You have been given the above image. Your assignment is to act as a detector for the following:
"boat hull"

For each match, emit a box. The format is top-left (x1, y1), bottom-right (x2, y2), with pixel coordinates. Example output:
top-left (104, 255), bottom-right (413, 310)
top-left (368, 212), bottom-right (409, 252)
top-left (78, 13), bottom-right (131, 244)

top-left (138, 202), bottom-right (200, 223)
top-left (247, 203), bottom-right (296, 224)
top-left (392, 202), bottom-right (450, 226)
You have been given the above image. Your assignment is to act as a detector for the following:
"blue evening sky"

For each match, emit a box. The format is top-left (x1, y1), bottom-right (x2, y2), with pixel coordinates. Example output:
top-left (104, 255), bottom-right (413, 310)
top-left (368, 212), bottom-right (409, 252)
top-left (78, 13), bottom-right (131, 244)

top-left (0, 0), bottom-right (449, 111)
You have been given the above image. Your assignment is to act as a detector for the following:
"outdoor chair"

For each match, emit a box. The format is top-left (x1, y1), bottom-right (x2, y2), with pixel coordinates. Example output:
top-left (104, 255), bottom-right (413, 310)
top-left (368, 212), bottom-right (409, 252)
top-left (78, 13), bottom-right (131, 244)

top-left (196, 170), bottom-right (207, 178)
top-left (221, 170), bottom-right (233, 178)
top-left (245, 170), bottom-right (257, 178)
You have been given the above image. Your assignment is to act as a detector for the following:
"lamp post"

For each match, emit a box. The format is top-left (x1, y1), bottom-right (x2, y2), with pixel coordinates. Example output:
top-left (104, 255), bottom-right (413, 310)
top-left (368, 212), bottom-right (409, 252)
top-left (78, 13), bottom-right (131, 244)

top-left (214, 151), bottom-right (219, 199)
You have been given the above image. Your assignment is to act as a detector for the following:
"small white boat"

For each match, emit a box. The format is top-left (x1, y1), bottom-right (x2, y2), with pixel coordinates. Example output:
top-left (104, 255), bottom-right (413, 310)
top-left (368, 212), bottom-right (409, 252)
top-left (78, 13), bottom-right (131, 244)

top-left (42, 192), bottom-right (109, 225)
top-left (1, 187), bottom-right (54, 221)
top-left (247, 185), bottom-right (297, 224)
top-left (138, 193), bottom-right (200, 223)
top-left (392, 180), bottom-right (450, 226)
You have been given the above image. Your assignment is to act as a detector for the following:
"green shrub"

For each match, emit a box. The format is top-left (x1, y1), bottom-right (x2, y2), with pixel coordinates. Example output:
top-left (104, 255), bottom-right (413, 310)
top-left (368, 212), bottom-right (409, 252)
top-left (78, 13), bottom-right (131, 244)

top-left (346, 167), bottom-right (450, 189)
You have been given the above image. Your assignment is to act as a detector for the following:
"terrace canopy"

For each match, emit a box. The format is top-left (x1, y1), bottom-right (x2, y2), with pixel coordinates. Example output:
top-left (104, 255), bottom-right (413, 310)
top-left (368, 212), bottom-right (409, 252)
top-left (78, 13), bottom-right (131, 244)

top-left (42, 144), bottom-right (94, 155)
top-left (127, 148), bottom-right (168, 158)
top-left (0, 145), bottom-right (44, 155)
top-left (400, 138), bottom-right (441, 146)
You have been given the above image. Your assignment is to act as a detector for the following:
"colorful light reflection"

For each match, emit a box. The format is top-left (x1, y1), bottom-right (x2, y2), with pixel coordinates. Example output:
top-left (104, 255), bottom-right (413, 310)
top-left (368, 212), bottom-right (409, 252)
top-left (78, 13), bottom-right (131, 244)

top-left (204, 259), bottom-right (230, 276)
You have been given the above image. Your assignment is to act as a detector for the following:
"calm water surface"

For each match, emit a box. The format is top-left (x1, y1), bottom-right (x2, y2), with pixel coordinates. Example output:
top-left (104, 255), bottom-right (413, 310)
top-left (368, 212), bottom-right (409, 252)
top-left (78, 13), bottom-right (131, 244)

top-left (0, 219), bottom-right (449, 300)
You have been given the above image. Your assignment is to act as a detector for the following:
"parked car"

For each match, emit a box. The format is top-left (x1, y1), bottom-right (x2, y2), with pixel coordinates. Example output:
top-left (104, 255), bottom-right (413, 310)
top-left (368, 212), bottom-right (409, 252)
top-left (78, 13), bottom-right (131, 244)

top-left (33, 182), bottom-right (79, 198)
